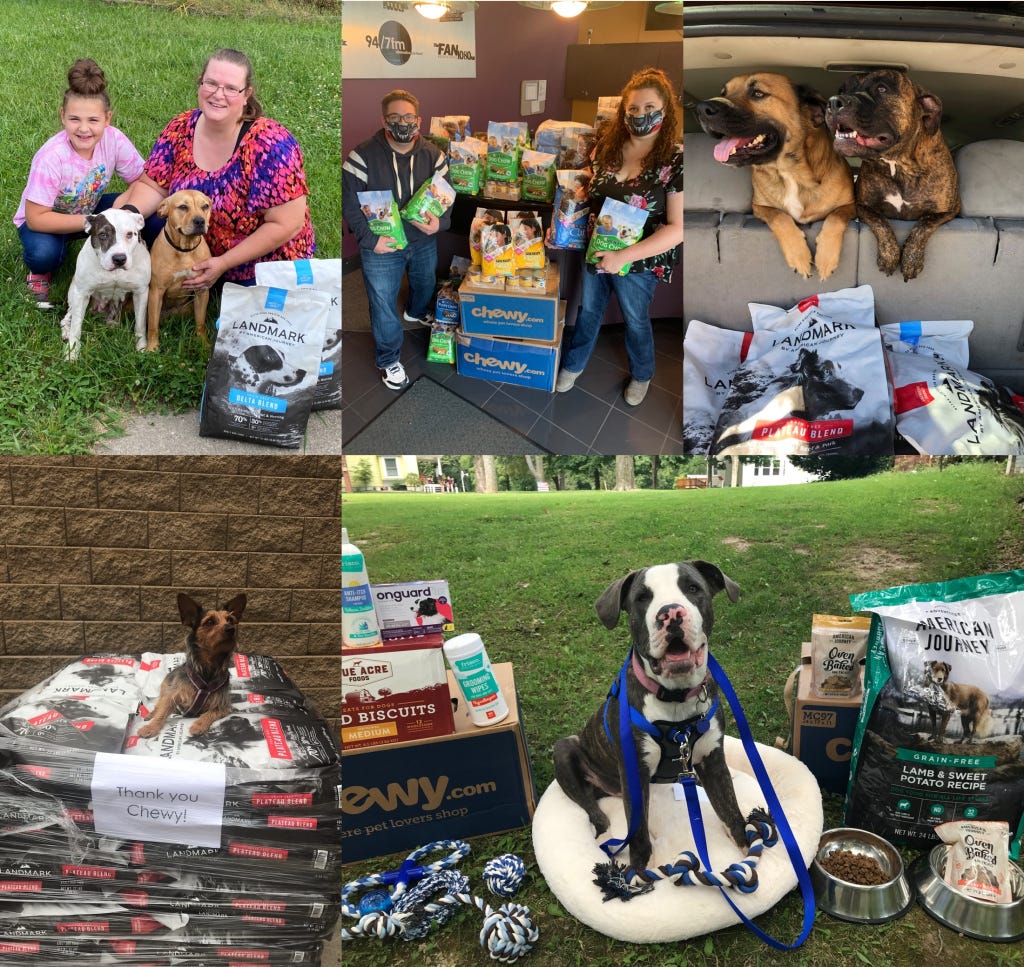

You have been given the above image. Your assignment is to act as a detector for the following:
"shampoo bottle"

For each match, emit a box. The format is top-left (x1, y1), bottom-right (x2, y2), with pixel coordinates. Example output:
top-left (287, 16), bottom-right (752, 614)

top-left (342, 528), bottom-right (382, 648)
top-left (443, 632), bottom-right (509, 726)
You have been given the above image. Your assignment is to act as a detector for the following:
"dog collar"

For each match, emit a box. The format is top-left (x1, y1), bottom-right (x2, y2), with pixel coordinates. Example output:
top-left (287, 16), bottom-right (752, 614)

top-left (181, 664), bottom-right (230, 717)
top-left (162, 226), bottom-right (205, 254)
top-left (631, 650), bottom-right (711, 704)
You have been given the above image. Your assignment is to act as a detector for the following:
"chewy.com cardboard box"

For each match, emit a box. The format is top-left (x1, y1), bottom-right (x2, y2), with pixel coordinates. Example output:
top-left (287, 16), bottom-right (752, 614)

top-left (459, 263), bottom-right (561, 342)
top-left (342, 663), bottom-right (536, 863)
top-left (456, 315), bottom-right (564, 392)
top-left (792, 642), bottom-right (864, 794)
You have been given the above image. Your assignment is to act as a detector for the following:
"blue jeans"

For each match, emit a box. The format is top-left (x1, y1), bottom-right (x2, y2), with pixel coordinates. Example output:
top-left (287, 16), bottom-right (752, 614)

top-left (361, 240), bottom-right (438, 369)
top-left (18, 192), bottom-right (119, 275)
top-left (561, 268), bottom-right (659, 381)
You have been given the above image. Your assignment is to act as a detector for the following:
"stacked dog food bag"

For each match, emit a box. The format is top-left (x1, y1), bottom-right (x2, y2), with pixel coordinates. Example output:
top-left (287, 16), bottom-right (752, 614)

top-left (0, 652), bottom-right (340, 965)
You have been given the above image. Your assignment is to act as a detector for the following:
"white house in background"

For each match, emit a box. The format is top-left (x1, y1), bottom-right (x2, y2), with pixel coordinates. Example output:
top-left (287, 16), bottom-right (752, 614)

top-left (741, 456), bottom-right (819, 487)
top-left (345, 454), bottom-right (420, 491)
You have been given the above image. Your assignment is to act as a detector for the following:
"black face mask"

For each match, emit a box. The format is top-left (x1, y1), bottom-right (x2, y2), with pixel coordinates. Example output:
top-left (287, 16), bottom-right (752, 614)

top-left (624, 109), bottom-right (664, 138)
top-left (385, 119), bottom-right (419, 144)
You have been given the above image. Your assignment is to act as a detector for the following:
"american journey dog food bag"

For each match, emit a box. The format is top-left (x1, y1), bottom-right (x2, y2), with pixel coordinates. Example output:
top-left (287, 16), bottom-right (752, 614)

top-left (682, 320), bottom-right (753, 455)
top-left (355, 188), bottom-right (407, 250)
top-left (880, 320), bottom-right (1024, 455)
top-left (845, 570), bottom-right (1024, 855)
top-left (200, 283), bottom-right (330, 448)
top-left (712, 285), bottom-right (895, 457)
top-left (255, 258), bottom-right (342, 410)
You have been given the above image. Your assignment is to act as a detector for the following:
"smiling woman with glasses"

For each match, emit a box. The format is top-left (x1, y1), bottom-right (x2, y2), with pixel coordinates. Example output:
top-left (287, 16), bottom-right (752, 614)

top-left (116, 47), bottom-right (314, 295)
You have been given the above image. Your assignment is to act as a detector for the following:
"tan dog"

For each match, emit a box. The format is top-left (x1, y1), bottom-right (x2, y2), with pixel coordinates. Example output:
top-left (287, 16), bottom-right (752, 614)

top-left (146, 190), bottom-right (213, 351)
top-left (697, 73), bottom-right (855, 280)
top-left (926, 661), bottom-right (992, 741)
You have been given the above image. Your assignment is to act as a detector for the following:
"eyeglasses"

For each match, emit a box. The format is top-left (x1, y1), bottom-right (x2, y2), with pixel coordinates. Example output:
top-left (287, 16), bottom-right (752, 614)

top-left (385, 113), bottom-right (418, 124)
top-left (199, 79), bottom-right (247, 99)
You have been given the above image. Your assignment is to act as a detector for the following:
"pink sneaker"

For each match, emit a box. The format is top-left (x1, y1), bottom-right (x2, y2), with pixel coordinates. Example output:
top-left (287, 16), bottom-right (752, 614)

top-left (26, 273), bottom-right (53, 308)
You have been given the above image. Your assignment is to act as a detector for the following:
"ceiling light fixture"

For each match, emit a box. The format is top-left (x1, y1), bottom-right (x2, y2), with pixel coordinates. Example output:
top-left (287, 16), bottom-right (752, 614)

top-left (551, 0), bottom-right (588, 17)
top-left (415, 1), bottom-right (451, 19)
top-left (654, 1), bottom-right (684, 14)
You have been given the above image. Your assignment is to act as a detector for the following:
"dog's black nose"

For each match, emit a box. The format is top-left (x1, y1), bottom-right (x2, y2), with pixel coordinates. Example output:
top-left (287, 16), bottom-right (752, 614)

top-left (193, 217), bottom-right (206, 228)
top-left (827, 95), bottom-right (844, 113)
top-left (112, 253), bottom-right (127, 267)
top-left (696, 101), bottom-right (719, 120)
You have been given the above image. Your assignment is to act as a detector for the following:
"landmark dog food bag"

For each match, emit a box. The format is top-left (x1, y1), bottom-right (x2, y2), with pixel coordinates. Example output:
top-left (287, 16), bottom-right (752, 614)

top-left (682, 320), bottom-right (753, 455)
top-left (355, 189), bottom-right (407, 250)
top-left (200, 283), bottom-right (330, 448)
top-left (254, 258), bottom-right (342, 411)
top-left (845, 570), bottom-right (1024, 851)
top-left (586, 197), bottom-right (648, 275)
top-left (880, 320), bottom-right (1024, 455)
top-left (712, 285), bottom-right (895, 457)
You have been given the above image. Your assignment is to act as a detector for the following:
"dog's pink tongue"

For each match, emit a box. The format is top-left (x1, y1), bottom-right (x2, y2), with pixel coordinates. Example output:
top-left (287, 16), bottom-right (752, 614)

top-left (714, 137), bottom-right (745, 163)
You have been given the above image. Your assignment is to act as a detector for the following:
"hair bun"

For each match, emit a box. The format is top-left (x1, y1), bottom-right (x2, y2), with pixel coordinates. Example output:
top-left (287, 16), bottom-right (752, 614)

top-left (67, 58), bottom-right (107, 97)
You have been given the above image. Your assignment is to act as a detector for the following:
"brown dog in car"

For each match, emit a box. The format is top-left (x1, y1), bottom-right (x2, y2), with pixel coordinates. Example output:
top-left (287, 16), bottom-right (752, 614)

top-left (697, 72), bottom-right (856, 281)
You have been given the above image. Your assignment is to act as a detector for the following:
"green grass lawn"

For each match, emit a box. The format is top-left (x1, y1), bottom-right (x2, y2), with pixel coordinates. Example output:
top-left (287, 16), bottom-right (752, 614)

top-left (0, 0), bottom-right (339, 453)
top-left (341, 462), bottom-right (1024, 967)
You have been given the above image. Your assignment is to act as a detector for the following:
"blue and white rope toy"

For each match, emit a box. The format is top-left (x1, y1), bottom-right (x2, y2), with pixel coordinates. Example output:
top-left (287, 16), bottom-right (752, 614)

top-left (341, 840), bottom-right (537, 962)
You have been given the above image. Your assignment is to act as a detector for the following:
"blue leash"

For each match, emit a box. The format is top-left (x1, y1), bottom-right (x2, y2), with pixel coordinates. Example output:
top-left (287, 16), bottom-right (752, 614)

top-left (595, 651), bottom-right (816, 950)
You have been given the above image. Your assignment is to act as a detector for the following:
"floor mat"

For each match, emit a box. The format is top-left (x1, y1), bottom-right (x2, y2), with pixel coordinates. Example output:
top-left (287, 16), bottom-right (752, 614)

top-left (343, 377), bottom-right (543, 454)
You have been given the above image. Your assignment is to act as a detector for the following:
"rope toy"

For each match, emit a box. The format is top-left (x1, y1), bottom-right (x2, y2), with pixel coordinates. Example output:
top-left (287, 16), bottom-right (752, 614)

top-left (593, 808), bottom-right (778, 902)
top-left (341, 840), bottom-right (539, 962)
top-left (483, 853), bottom-right (527, 897)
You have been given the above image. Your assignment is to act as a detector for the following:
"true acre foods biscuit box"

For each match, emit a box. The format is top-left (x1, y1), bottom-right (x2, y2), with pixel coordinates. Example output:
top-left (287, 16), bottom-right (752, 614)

top-left (341, 634), bottom-right (455, 751)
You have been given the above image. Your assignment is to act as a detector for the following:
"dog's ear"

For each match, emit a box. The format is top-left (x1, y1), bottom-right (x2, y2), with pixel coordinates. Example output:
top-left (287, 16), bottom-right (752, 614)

top-left (83, 214), bottom-right (98, 235)
top-left (917, 90), bottom-right (943, 135)
top-left (795, 83), bottom-right (828, 127)
top-left (691, 561), bottom-right (740, 603)
top-left (156, 197), bottom-right (172, 219)
top-left (177, 593), bottom-right (202, 627)
top-left (222, 594), bottom-right (247, 621)
top-left (594, 570), bottom-right (642, 629)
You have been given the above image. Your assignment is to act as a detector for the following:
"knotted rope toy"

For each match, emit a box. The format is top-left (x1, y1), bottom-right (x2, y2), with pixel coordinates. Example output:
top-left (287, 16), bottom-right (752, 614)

top-left (593, 808), bottom-right (778, 902)
top-left (341, 840), bottom-right (538, 962)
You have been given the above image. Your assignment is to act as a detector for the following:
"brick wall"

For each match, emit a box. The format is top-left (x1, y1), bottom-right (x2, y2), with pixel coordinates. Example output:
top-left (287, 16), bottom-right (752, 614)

top-left (0, 456), bottom-right (341, 731)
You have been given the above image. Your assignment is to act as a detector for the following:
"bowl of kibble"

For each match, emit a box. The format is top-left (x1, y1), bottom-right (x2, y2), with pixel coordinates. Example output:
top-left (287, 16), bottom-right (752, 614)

top-left (811, 827), bottom-right (914, 924)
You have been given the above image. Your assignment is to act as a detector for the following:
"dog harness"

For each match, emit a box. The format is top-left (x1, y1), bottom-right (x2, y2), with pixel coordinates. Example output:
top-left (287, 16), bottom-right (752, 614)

top-left (180, 664), bottom-right (230, 717)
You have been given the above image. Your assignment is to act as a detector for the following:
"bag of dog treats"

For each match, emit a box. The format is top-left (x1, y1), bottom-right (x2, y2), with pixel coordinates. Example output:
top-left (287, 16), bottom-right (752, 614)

top-left (880, 321), bottom-right (1024, 455)
top-left (480, 222), bottom-right (516, 278)
top-left (509, 215), bottom-right (545, 270)
top-left (355, 189), bottom-right (407, 250)
top-left (712, 285), bottom-right (895, 457)
top-left (810, 614), bottom-right (869, 699)
top-left (585, 197), bottom-right (649, 275)
top-left (520, 149), bottom-right (557, 203)
top-left (936, 820), bottom-right (1014, 903)
top-left (254, 258), bottom-right (342, 411)
top-left (470, 207), bottom-right (503, 266)
top-left (449, 137), bottom-right (487, 194)
top-left (485, 121), bottom-right (529, 183)
top-left (551, 170), bottom-right (591, 250)
top-left (427, 323), bottom-right (457, 365)
top-left (400, 172), bottom-right (456, 227)
top-left (682, 320), bottom-right (753, 455)
top-left (845, 570), bottom-right (1024, 851)
top-left (199, 283), bottom-right (329, 448)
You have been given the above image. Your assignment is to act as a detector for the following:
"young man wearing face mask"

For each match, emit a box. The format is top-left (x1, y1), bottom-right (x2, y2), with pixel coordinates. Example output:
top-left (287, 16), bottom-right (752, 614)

top-left (343, 90), bottom-right (450, 390)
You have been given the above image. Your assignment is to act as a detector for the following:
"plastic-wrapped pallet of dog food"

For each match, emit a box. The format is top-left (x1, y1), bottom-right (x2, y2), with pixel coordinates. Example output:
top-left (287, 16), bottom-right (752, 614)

top-left (199, 283), bottom-right (330, 448)
top-left (682, 320), bottom-right (753, 455)
top-left (585, 197), bottom-right (649, 275)
top-left (845, 570), bottom-right (1024, 852)
top-left (253, 258), bottom-right (342, 411)
top-left (712, 285), bottom-right (895, 456)
top-left (355, 188), bottom-right (407, 250)
top-left (880, 320), bottom-right (1024, 455)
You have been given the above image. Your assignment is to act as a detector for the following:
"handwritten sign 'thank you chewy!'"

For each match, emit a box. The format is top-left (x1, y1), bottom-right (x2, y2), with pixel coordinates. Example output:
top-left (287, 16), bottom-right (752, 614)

top-left (91, 753), bottom-right (227, 848)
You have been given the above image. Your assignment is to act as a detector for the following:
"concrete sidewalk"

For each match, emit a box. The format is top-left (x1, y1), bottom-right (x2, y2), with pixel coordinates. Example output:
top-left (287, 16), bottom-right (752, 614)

top-left (93, 408), bottom-right (341, 455)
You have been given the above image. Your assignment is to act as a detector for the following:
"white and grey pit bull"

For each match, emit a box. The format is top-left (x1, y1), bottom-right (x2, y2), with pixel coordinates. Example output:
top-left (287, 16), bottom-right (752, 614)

top-left (553, 561), bottom-right (756, 872)
top-left (60, 209), bottom-right (151, 361)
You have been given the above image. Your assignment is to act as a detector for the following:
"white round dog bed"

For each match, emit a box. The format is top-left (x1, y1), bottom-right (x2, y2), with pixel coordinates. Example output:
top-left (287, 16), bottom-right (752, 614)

top-left (533, 737), bottom-right (823, 943)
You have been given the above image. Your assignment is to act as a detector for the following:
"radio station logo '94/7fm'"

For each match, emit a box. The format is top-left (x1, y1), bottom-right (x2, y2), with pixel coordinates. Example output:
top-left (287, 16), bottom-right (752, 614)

top-left (365, 20), bottom-right (414, 67)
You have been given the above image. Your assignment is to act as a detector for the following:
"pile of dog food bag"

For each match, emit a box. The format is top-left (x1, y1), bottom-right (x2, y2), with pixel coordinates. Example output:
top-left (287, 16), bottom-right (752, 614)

top-left (684, 284), bottom-right (1024, 456)
top-left (0, 653), bottom-right (341, 965)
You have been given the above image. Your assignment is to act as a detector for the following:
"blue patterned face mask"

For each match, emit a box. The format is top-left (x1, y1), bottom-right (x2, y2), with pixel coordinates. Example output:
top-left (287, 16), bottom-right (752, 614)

top-left (624, 109), bottom-right (664, 138)
top-left (385, 119), bottom-right (419, 144)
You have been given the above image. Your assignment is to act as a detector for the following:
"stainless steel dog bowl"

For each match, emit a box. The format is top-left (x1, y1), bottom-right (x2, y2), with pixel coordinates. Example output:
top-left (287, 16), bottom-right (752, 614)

top-left (810, 827), bottom-right (914, 924)
top-left (911, 845), bottom-right (1024, 943)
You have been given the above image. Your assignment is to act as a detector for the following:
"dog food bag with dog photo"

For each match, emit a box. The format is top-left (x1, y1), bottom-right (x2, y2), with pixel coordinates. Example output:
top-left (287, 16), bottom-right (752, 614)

top-left (254, 258), bottom-right (341, 411)
top-left (585, 197), bottom-right (649, 275)
top-left (485, 122), bottom-right (529, 183)
top-left (470, 207), bottom-right (504, 267)
top-left (880, 321), bottom-right (1024, 455)
top-left (509, 215), bottom-right (545, 270)
top-left (551, 170), bottom-right (591, 250)
top-left (712, 285), bottom-right (894, 457)
top-left (845, 570), bottom-right (1024, 849)
top-left (355, 189), bottom-right (407, 250)
top-left (400, 171), bottom-right (456, 227)
top-left (480, 222), bottom-right (516, 279)
top-left (810, 614), bottom-right (870, 699)
top-left (936, 820), bottom-right (1014, 903)
top-left (682, 320), bottom-right (753, 455)
top-left (449, 137), bottom-right (487, 195)
top-left (200, 283), bottom-right (329, 448)
top-left (520, 149), bottom-right (557, 203)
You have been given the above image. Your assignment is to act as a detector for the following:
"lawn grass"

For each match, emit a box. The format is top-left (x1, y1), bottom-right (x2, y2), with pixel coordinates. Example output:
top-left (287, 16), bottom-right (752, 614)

top-left (340, 462), bottom-right (1024, 967)
top-left (0, 0), bottom-right (339, 453)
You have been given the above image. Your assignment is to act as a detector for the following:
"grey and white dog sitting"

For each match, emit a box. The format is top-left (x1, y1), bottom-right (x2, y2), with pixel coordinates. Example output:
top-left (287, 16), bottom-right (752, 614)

top-left (553, 561), bottom-right (750, 872)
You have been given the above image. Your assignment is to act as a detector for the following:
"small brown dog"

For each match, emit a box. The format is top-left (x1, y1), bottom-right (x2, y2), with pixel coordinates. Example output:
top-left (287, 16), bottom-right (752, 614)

top-left (926, 660), bottom-right (992, 741)
top-left (137, 593), bottom-right (246, 738)
top-left (145, 189), bottom-right (213, 352)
